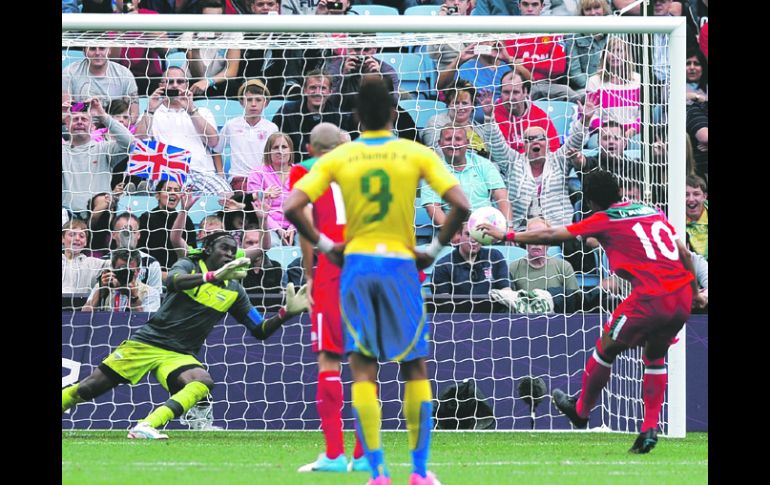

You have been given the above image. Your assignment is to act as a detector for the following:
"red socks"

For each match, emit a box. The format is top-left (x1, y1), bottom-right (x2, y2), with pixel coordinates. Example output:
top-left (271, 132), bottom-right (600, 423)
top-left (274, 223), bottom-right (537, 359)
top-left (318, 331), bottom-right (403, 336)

top-left (317, 371), bottom-right (344, 459)
top-left (641, 356), bottom-right (667, 432)
top-left (576, 343), bottom-right (613, 418)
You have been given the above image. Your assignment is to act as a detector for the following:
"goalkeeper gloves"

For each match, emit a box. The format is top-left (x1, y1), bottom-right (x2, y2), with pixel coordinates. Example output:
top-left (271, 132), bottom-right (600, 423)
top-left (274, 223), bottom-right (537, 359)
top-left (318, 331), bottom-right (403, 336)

top-left (279, 282), bottom-right (310, 318)
top-left (205, 257), bottom-right (251, 282)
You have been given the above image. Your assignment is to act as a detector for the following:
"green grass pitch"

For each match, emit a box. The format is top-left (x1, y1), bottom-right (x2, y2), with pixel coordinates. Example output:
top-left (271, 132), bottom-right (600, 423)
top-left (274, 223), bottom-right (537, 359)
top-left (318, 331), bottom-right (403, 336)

top-left (62, 430), bottom-right (707, 484)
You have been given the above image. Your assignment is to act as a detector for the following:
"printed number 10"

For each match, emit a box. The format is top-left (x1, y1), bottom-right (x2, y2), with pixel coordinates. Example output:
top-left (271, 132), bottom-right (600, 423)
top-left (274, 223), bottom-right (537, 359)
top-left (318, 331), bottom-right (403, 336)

top-left (631, 221), bottom-right (679, 261)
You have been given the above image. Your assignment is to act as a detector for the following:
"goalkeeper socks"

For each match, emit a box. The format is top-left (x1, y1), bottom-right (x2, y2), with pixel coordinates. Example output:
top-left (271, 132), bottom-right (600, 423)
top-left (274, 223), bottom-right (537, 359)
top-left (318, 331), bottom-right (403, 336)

top-left (641, 356), bottom-right (667, 433)
top-left (317, 371), bottom-right (344, 459)
top-left (404, 380), bottom-right (433, 478)
top-left (352, 381), bottom-right (388, 478)
top-left (62, 384), bottom-right (85, 413)
top-left (576, 345), bottom-right (613, 418)
top-left (143, 380), bottom-right (210, 429)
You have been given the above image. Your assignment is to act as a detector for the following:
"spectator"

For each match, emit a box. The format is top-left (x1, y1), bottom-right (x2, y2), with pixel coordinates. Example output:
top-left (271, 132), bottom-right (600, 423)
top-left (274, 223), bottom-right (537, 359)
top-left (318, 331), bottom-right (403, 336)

top-left (437, 40), bottom-right (512, 98)
top-left (503, 1), bottom-right (581, 102)
top-left (489, 66), bottom-right (560, 154)
top-left (62, 219), bottom-right (110, 294)
top-left (581, 121), bottom-right (643, 183)
top-left (471, 0), bottom-right (520, 15)
top-left (108, 212), bottom-right (164, 295)
top-left (272, 70), bottom-right (354, 161)
top-left (95, 98), bottom-right (146, 191)
top-left (87, 190), bottom-right (121, 257)
top-left (246, 132), bottom-right (297, 246)
top-left (422, 79), bottom-right (491, 161)
top-left (132, 0), bottom-right (203, 12)
top-left (509, 217), bottom-right (579, 312)
top-left (134, 67), bottom-right (232, 196)
top-left (82, 249), bottom-right (162, 312)
top-left (215, 79), bottom-right (279, 193)
top-left (685, 174), bottom-right (707, 261)
top-left (480, 94), bottom-right (596, 230)
top-left (109, 1), bottom-right (169, 97)
top-left (325, 45), bottom-right (401, 115)
top-left (586, 36), bottom-right (641, 138)
top-left (691, 251), bottom-right (708, 311)
top-left (686, 100), bottom-right (708, 180)
top-left (62, 46), bottom-right (140, 124)
top-left (685, 48), bottom-right (708, 105)
top-left (181, 0), bottom-right (243, 99)
top-left (241, 222), bottom-right (284, 293)
top-left (313, 0), bottom-right (351, 15)
top-left (432, 224), bottom-right (511, 297)
top-left (421, 126), bottom-right (511, 228)
top-left (283, 253), bottom-right (314, 288)
top-left (684, 0), bottom-right (708, 55)
top-left (563, 0), bottom-right (611, 92)
top-left (424, 0), bottom-right (473, 72)
top-left (62, 0), bottom-right (80, 13)
top-left (542, 0), bottom-right (586, 16)
top-left (62, 97), bottom-right (133, 216)
top-left (137, 179), bottom-right (196, 273)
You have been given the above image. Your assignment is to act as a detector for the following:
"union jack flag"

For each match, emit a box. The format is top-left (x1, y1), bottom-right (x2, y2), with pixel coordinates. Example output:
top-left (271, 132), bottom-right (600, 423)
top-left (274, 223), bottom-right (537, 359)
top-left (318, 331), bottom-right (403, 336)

top-left (128, 140), bottom-right (191, 186)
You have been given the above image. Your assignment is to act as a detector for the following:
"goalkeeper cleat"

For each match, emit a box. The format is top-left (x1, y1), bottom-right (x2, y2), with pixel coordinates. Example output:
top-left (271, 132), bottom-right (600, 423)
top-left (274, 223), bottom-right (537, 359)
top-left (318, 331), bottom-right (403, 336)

top-left (409, 471), bottom-right (443, 485)
top-left (628, 428), bottom-right (658, 454)
top-left (127, 422), bottom-right (168, 440)
top-left (297, 453), bottom-right (349, 473)
top-left (348, 456), bottom-right (371, 472)
top-left (552, 389), bottom-right (588, 429)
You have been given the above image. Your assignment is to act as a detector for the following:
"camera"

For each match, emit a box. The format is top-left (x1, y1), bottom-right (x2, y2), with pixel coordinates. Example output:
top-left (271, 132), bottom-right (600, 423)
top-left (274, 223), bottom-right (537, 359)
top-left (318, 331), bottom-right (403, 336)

top-left (70, 101), bottom-right (90, 113)
top-left (118, 226), bottom-right (135, 249)
top-left (112, 267), bottom-right (133, 287)
top-left (166, 88), bottom-right (180, 97)
top-left (473, 44), bottom-right (493, 56)
top-left (447, 6), bottom-right (458, 14)
top-left (328, 1), bottom-right (345, 10)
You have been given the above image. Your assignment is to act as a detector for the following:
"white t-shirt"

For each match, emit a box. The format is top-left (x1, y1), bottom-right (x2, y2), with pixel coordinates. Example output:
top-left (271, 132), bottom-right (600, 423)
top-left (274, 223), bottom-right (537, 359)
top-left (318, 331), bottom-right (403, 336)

top-left (214, 116), bottom-right (279, 178)
top-left (145, 104), bottom-right (218, 173)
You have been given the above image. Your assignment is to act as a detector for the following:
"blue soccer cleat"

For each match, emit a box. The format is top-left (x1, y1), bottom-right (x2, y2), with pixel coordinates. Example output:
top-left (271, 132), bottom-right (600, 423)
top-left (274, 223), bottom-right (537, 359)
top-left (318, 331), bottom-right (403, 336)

top-left (348, 455), bottom-right (371, 472)
top-left (297, 453), bottom-right (349, 472)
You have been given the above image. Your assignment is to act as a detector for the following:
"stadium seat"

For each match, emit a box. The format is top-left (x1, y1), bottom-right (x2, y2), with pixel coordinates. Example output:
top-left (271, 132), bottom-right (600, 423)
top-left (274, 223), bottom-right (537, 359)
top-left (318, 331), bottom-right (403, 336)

top-left (137, 96), bottom-right (149, 114)
top-left (398, 99), bottom-right (448, 129)
top-left (267, 246), bottom-right (302, 270)
top-left (62, 49), bottom-right (85, 70)
top-left (350, 5), bottom-right (399, 15)
top-left (414, 206), bottom-right (435, 245)
top-left (404, 5), bottom-right (441, 15)
top-left (117, 195), bottom-right (158, 218)
top-left (414, 244), bottom-right (453, 277)
top-left (262, 99), bottom-right (288, 123)
top-left (373, 52), bottom-right (436, 99)
top-left (532, 100), bottom-right (578, 145)
top-left (187, 195), bottom-right (223, 226)
top-left (193, 99), bottom-right (237, 129)
top-left (166, 50), bottom-right (187, 69)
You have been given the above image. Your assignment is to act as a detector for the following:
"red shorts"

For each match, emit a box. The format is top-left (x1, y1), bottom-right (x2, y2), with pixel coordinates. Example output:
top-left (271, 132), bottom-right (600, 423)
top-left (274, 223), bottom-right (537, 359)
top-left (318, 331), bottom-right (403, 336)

top-left (311, 276), bottom-right (343, 355)
top-left (604, 284), bottom-right (693, 348)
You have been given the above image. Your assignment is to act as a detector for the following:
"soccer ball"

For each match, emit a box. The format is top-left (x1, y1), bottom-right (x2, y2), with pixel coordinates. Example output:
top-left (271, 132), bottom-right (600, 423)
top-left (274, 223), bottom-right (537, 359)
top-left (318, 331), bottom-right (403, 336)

top-left (468, 206), bottom-right (506, 245)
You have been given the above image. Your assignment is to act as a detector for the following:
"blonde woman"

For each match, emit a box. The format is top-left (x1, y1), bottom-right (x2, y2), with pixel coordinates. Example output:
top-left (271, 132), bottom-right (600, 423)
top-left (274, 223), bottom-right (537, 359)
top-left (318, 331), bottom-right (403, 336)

top-left (246, 132), bottom-right (297, 246)
top-left (586, 36), bottom-right (641, 139)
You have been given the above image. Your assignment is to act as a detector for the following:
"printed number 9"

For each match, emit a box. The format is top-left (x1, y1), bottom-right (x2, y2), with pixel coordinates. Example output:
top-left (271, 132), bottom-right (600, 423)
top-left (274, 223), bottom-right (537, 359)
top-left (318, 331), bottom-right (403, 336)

top-left (361, 169), bottom-right (393, 223)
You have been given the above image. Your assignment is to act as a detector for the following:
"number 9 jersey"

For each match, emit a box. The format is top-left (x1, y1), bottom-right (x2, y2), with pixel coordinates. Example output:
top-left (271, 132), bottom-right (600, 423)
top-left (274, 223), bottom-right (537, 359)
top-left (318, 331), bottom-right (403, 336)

top-left (293, 130), bottom-right (459, 259)
top-left (566, 201), bottom-right (694, 297)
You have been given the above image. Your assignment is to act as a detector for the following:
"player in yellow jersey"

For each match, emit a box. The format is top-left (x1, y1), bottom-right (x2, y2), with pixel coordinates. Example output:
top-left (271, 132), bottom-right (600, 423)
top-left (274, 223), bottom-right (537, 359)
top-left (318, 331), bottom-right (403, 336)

top-left (284, 78), bottom-right (471, 485)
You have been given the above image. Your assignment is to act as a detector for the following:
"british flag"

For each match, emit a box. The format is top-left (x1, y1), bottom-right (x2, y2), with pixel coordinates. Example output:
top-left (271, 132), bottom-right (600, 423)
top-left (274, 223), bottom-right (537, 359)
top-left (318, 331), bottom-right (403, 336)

top-left (128, 140), bottom-right (191, 186)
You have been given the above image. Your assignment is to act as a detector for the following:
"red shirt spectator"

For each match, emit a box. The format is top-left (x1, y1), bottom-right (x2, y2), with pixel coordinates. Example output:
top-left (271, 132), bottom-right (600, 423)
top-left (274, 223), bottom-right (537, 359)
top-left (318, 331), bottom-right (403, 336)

top-left (504, 34), bottom-right (567, 82)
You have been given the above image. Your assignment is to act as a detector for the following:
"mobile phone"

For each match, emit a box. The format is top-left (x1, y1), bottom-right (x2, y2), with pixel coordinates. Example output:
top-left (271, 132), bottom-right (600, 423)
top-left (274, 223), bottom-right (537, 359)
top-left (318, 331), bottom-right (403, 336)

top-left (447, 6), bottom-right (458, 14)
top-left (166, 88), bottom-right (180, 97)
top-left (70, 101), bottom-right (90, 113)
top-left (473, 44), bottom-right (493, 56)
top-left (328, 1), bottom-right (345, 10)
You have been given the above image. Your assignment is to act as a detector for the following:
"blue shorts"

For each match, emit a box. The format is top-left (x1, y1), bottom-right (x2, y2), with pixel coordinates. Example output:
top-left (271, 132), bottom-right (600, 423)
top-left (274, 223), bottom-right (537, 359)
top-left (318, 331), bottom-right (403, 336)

top-left (340, 254), bottom-right (428, 362)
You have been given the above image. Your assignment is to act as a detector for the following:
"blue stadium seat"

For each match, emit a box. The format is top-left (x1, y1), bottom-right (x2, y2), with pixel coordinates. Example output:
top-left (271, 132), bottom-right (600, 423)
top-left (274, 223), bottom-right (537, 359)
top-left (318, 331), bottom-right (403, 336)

top-left (166, 50), bottom-right (187, 69)
top-left (414, 244), bottom-right (453, 277)
top-left (414, 206), bottom-right (435, 245)
top-left (532, 100), bottom-right (578, 145)
top-left (398, 99), bottom-right (448, 129)
top-left (62, 49), bottom-right (85, 70)
top-left (404, 5), bottom-right (441, 15)
top-left (137, 96), bottom-right (149, 114)
top-left (187, 195), bottom-right (223, 226)
top-left (374, 52), bottom-right (436, 99)
top-left (267, 246), bottom-right (302, 270)
top-left (350, 5), bottom-right (399, 15)
top-left (262, 99), bottom-right (288, 124)
top-left (193, 99), bottom-right (238, 129)
top-left (117, 195), bottom-right (158, 218)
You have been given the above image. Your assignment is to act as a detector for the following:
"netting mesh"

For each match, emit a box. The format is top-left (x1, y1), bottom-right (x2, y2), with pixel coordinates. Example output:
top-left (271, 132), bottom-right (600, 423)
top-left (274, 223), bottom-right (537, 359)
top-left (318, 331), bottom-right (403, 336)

top-left (62, 24), bottom-right (675, 434)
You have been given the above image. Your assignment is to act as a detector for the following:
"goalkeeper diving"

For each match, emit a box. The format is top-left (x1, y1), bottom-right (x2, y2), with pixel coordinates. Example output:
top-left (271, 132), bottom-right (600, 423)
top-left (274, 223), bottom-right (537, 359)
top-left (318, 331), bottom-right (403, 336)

top-left (61, 231), bottom-right (310, 439)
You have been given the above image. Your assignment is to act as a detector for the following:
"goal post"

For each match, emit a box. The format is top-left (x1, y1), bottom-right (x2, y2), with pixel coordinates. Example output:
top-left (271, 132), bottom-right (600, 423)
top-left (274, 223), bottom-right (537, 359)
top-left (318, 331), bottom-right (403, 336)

top-left (62, 13), bottom-right (688, 437)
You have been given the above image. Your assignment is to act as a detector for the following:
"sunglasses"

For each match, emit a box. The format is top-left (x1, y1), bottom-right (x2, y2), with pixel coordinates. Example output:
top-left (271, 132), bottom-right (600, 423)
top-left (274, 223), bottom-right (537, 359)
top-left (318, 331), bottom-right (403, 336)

top-left (524, 134), bottom-right (547, 142)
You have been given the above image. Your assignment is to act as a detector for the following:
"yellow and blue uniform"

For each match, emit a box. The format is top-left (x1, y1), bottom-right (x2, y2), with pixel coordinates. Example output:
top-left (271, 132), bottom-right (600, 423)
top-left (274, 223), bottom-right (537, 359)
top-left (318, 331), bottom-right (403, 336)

top-left (294, 130), bottom-right (458, 362)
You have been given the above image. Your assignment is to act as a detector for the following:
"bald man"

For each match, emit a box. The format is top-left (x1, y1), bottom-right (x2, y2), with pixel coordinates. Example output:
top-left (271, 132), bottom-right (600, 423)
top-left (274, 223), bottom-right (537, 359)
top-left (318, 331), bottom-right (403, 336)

top-left (288, 123), bottom-right (368, 473)
top-left (480, 98), bottom-right (598, 231)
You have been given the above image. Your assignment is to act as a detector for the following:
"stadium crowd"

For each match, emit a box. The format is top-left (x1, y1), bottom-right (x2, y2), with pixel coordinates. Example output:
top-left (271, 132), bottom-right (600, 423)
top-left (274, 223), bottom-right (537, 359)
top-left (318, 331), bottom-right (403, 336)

top-left (62, 0), bottom-right (708, 312)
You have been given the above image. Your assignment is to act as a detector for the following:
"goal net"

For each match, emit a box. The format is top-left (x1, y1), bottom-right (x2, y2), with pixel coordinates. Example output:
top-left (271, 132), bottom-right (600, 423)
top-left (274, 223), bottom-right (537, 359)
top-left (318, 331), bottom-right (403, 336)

top-left (62, 13), bottom-right (687, 436)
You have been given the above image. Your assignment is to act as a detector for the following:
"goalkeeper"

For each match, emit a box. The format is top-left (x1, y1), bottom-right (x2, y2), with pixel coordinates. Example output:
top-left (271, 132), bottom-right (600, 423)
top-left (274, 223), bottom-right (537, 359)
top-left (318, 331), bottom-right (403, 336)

top-left (61, 231), bottom-right (309, 439)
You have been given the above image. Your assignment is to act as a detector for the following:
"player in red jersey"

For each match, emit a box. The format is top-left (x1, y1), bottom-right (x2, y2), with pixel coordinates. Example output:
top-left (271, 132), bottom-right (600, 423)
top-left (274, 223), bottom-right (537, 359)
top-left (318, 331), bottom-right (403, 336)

top-left (289, 123), bottom-right (368, 473)
top-left (477, 170), bottom-right (707, 453)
